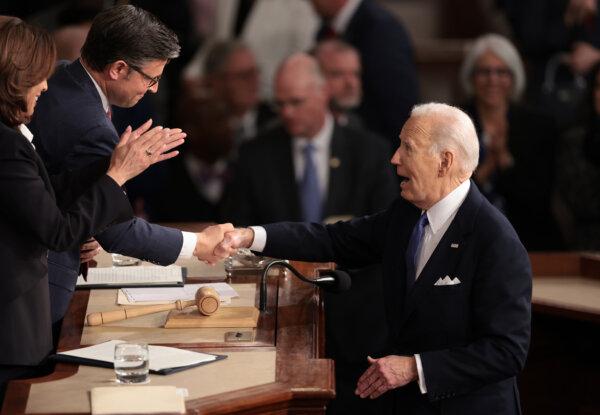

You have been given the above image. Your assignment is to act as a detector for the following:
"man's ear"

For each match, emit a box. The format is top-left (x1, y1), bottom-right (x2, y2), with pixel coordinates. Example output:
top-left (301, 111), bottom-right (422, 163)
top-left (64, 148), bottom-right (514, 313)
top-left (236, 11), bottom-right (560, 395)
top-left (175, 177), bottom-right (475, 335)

top-left (438, 151), bottom-right (454, 177)
top-left (107, 60), bottom-right (129, 81)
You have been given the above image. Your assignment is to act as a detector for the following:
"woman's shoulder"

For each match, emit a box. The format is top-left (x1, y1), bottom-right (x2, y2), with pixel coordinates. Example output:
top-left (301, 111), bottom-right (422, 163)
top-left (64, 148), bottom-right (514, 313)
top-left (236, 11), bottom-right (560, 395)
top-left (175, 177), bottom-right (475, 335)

top-left (0, 122), bottom-right (36, 157)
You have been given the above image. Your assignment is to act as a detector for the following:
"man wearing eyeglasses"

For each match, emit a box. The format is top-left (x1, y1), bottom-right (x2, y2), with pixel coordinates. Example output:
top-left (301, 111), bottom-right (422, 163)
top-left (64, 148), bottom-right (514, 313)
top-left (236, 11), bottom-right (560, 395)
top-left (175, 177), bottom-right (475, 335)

top-left (28, 5), bottom-right (231, 337)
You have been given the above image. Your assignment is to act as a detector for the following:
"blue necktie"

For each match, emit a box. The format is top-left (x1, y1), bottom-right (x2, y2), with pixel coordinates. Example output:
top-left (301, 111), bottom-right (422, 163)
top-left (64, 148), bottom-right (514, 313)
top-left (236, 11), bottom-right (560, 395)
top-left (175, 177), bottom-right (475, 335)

top-left (300, 143), bottom-right (322, 222)
top-left (405, 213), bottom-right (429, 288)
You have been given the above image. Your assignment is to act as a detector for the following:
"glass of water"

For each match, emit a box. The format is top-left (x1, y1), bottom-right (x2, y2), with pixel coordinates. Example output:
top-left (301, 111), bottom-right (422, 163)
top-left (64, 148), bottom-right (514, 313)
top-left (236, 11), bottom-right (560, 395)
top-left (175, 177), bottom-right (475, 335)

top-left (111, 253), bottom-right (140, 267)
top-left (114, 342), bottom-right (149, 384)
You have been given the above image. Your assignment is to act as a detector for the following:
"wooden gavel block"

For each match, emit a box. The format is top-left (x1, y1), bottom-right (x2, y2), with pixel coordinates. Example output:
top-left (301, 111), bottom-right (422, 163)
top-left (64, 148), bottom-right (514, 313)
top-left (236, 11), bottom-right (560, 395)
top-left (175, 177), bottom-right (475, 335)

top-left (86, 286), bottom-right (220, 326)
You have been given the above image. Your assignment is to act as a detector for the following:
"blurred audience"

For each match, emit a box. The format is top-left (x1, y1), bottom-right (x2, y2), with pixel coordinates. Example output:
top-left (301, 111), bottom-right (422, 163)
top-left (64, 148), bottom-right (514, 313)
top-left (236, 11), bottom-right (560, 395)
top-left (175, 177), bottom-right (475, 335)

top-left (556, 62), bottom-right (600, 249)
top-left (149, 40), bottom-right (276, 222)
top-left (314, 38), bottom-right (363, 129)
top-left (311, 0), bottom-right (419, 147)
top-left (223, 52), bottom-right (396, 226)
top-left (202, 39), bottom-right (275, 144)
top-left (460, 33), bottom-right (564, 250)
top-left (183, 0), bottom-right (319, 99)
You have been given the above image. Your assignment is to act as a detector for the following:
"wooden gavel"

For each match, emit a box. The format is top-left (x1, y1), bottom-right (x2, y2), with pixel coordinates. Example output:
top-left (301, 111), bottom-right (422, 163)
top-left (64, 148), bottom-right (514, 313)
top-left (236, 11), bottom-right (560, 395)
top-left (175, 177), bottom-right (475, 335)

top-left (86, 287), bottom-right (220, 326)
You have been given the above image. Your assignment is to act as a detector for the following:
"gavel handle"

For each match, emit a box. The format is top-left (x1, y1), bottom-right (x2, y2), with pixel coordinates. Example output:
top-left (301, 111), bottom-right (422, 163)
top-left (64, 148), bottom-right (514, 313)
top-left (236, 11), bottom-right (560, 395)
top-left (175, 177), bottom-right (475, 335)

top-left (86, 299), bottom-right (196, 326)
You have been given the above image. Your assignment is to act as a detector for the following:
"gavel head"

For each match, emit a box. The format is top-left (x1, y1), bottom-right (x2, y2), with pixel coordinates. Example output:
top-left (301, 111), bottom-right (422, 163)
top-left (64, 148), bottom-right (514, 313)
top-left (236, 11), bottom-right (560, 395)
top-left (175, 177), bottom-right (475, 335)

top-left (195, 286), bottom-right (220, 316)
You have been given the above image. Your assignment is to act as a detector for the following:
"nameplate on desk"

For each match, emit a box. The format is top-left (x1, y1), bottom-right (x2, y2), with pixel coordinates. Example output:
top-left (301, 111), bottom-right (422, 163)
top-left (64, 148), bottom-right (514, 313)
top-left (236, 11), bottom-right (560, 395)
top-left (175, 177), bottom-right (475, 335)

top-left (76, 265), bottom-right (186, 289)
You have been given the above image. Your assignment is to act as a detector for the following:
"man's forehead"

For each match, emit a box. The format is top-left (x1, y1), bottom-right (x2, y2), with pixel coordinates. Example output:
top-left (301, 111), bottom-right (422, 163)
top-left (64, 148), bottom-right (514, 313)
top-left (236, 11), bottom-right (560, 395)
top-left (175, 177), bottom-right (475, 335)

top-left (401, 117), bottom-right (431, 141)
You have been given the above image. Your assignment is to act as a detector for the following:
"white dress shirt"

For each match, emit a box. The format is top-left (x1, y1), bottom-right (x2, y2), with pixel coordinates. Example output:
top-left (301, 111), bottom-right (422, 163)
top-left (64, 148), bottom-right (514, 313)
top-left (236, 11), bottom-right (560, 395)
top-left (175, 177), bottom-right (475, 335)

top-left (331, 0), bottom-right (362, 33)
top-left (250, 179), bottom-right (472, 394)
top-left (81, 64), bottom-right (197, 258)
top-left (18, 124), bottom-right (35, 149)
top-left (292, 114), bottom-right (334, 199)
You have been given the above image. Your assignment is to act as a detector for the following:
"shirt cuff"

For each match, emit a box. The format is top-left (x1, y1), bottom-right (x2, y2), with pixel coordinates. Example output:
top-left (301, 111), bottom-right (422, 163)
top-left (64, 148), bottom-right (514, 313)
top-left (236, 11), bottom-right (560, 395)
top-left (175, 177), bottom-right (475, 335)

top-left (249, 226), bottom-right (266, 252)
top-left (178, 231), bottom-right (197, 259)
top-left (414, 354), bottom-right (427, 394)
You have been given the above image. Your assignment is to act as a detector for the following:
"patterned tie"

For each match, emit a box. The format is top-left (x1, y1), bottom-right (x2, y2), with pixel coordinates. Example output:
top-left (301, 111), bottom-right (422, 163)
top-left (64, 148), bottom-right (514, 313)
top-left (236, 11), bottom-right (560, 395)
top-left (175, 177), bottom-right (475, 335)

top-left (300, 143), bottom-right (322, 222)
top-left (405, 212), bottom-right (429, 288)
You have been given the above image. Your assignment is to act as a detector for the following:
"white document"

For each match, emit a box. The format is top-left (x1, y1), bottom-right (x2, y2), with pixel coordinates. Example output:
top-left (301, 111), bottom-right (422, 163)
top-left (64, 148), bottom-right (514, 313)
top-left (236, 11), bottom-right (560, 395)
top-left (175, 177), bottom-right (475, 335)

top-left (76, 265), bottom-right (184, 287)
top-left (59, 340), bottom-right (216, 371)
top-left (91, 386), bottom-right (186, 414)
top-left (121, 283), bottom-right (239, 303)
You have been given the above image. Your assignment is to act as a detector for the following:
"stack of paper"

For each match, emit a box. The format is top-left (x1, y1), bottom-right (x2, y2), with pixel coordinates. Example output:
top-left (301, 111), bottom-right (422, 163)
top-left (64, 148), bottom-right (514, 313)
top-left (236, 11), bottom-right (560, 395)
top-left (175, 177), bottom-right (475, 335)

top-left (76, 265), bottom-right (184, 288)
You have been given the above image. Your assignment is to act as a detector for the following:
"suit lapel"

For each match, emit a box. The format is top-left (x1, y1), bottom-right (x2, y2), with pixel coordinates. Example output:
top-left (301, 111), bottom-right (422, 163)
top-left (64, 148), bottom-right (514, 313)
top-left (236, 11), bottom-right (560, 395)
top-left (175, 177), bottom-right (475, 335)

top-left (398, 182), bottom-right (483, 328)
top-left (324, 124), bottom-right (350, 217)
top-left (278, 134), bottom-right (302, 221)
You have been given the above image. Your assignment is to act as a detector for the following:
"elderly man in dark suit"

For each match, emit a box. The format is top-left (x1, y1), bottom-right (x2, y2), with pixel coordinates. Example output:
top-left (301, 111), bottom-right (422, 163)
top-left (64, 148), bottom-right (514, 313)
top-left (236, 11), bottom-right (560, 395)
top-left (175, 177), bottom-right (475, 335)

top-left (223, 52), bottom-right (396, 225)
top-left (28, 5), bottom-right (232, 329)
top-left (216, 103), bottom-right (532, 415)
top-left (311, 0), bottom-right (419, 147)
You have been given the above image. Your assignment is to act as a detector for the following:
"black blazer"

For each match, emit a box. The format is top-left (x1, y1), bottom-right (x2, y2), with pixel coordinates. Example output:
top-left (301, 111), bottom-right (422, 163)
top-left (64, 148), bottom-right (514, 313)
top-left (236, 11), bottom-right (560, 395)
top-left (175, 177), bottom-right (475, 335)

top-left (0, 121), bottom-right (132, 365)
top-left (222, 123), bottom-right (397, 226)
top-left (260, 183), bottom-right (531, 415)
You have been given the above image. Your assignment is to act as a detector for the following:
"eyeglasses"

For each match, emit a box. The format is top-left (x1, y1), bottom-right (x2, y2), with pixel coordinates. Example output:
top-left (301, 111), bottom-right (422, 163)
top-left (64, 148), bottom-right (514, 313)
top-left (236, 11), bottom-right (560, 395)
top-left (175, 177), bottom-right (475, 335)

top-left (127, 63), bottom-right (161, 88)
top-left (472, 67), bottom-right (512, 78)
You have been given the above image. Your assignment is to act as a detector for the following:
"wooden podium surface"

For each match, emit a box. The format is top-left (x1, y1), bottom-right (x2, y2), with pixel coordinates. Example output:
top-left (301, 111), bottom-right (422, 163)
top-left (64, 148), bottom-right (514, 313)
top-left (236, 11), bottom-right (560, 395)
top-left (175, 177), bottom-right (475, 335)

top-left (523, 252), bottom-right (600, 415)
top-left (1, 260), bottom-right (335, 414)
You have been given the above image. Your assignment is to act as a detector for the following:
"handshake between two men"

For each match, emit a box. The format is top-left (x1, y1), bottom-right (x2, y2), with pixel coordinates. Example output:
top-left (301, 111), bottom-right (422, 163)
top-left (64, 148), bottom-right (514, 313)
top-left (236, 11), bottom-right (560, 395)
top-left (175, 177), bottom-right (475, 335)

top-left (194, 226), bottom-right (255, 264)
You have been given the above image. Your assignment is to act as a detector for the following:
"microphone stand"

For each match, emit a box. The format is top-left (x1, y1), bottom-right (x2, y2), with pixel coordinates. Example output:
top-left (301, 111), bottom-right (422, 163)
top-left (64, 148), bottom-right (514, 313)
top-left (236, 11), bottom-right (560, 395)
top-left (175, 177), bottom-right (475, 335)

top-left (259, 260), bottom-right (336, 311)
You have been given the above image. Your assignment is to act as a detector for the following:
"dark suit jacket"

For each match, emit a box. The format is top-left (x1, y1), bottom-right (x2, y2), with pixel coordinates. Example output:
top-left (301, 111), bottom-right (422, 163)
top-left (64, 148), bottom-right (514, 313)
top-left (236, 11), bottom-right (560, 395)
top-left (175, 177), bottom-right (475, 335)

top-left (28, 60), bottom-right (183, 322)
top-left (222, 123), bottom-right (397, 226)
top-left (259, 182), bottom-right (531, 415)
top-left (0, 121), bottom-right (132, 365)
top-left (319, 0), bottom-right (419, 146)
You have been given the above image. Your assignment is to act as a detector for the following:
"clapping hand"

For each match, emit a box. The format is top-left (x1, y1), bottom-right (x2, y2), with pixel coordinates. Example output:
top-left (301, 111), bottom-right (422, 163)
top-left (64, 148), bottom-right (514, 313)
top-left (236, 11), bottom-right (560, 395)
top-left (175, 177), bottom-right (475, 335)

top-left (107, 119), bottom-right (186, 186)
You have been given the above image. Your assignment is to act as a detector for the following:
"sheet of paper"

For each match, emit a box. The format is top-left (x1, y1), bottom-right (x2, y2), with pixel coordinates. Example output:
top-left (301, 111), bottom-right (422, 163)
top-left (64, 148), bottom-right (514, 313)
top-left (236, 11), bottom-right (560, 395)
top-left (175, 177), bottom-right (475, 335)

top-left (77, 265), bottom-right (183, 286)
top-left (59, 340), bottom-right (216, 371)
top-left (121, 283), bottom-right (239, 303)
top-left (91, 386), bottom-right (186, 414)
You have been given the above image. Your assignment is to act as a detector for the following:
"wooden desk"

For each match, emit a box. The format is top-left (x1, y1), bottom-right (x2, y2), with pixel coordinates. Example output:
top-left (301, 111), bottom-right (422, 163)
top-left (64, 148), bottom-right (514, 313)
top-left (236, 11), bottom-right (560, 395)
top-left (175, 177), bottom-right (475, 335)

top-left (523, 252), bottom-right (600, 415)
top-left (1, 260), bottom-right (335, 414)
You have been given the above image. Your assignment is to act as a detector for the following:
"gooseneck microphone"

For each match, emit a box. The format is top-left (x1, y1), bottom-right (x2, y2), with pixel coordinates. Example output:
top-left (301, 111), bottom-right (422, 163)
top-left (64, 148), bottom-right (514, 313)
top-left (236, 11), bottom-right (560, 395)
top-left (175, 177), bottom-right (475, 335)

top-left (259, 260), bottom-right (351, 311)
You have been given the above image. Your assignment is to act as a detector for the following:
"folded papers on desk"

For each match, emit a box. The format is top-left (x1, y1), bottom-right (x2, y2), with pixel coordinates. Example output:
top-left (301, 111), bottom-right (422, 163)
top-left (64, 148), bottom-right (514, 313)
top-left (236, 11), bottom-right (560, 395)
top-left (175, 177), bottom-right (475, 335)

top-left (52, 340), bottom-right (225, 374)
top-left (120, 282), bottom-right (239, 303)
top-left (91, 385), bottom-right (186, 414)
top-left (76, 265), bottom-right (186, 288)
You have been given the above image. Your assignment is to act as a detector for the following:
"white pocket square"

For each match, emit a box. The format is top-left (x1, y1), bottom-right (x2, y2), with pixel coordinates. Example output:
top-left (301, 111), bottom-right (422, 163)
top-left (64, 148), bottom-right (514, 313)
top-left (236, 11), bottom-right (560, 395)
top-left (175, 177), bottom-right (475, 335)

top-left (434, 275), bottom-right (461, 286)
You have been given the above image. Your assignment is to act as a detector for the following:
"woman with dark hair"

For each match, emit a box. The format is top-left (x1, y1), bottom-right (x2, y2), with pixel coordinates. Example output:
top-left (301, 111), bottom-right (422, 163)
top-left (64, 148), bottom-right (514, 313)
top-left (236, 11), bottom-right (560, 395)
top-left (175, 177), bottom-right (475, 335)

top-left (459, 33), bottom-right (564, 251)
top-left (0, 17), bottom-right (181, 401)
top-left (556, 62), bottom-right (600, 249)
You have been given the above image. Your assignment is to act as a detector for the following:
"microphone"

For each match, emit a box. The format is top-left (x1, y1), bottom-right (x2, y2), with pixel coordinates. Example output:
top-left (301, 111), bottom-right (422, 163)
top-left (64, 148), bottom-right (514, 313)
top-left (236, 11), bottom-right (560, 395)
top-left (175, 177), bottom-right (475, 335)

top-left (259, 260), bottom-right (351, 311)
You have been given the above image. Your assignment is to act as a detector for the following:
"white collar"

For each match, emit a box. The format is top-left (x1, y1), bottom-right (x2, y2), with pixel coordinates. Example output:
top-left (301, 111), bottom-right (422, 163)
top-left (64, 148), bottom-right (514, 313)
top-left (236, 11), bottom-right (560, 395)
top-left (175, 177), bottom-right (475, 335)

top-left (425, 180), bottom-right (471, 234)
top-left (81, 60), bottom-right (110, 113)
top-left (293, 113), bottom-right (334, 150)
top-left (332, 0), bottom-right (362, 33)
top-left (18, 124), bottom-right (34, 144)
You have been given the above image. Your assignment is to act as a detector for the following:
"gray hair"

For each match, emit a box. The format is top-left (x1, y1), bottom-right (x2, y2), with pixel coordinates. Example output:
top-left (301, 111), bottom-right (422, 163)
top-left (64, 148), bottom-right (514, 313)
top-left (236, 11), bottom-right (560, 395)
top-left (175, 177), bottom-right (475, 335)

top-left (81, 5), bottom-right (180, 71)
top-left (204, 39), bottom-right (251, 76)
top-left (459, 33), bottom-right (526, 101)
top-left (411, 103), bottom-right (480, 175)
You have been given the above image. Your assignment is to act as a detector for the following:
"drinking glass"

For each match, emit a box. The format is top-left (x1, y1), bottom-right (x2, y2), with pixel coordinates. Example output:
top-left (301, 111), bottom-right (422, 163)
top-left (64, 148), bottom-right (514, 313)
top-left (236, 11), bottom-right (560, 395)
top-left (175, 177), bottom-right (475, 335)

top-left (114, 342), bottom-right (149, 384)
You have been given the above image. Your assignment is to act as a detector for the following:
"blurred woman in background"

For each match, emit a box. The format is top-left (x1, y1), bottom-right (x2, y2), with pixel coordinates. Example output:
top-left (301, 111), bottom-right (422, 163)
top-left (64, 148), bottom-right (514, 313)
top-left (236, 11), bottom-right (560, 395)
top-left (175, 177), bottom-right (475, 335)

top-left (460, 33), bottom-right (563, 251)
